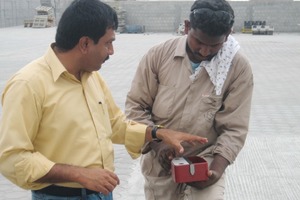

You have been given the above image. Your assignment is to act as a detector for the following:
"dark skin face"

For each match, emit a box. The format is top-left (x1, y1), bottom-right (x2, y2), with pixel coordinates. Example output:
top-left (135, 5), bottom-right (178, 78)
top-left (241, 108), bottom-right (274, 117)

top-left (184, 20), bottom-right (230, 63)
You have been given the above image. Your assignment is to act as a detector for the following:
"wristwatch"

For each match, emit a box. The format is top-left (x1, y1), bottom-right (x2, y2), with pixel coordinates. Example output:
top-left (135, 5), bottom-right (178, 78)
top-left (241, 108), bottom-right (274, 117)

top-left (151, 125), bottom-right (164, 142)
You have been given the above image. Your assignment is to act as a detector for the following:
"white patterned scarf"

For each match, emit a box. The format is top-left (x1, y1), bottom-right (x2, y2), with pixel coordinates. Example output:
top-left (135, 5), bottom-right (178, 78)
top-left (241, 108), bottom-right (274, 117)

top-left (189, 35), bottom-right (240, 95)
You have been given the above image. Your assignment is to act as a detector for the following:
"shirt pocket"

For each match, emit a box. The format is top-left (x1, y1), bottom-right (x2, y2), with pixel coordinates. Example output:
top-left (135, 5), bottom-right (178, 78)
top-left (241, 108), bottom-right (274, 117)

top-left (198, 95), bottom-right (223, 122)
top-left (152, 84), bottom-right (176, 119)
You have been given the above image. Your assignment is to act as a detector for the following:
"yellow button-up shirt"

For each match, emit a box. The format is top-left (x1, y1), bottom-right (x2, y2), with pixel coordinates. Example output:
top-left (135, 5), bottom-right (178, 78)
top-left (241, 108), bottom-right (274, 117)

top-left (0, 44), bottom-right (147, 190)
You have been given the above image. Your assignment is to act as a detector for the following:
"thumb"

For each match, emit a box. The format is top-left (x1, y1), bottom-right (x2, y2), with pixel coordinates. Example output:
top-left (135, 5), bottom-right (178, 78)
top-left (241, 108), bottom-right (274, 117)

top-left (175, 143), bottom-right (184, 154)
top-left (207, 170), bottom-right (213, 177)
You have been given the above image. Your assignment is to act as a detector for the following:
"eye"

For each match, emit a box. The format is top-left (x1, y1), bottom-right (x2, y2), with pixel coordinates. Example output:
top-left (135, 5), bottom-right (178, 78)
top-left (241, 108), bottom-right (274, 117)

top-left (104, 42), bottom-right (112, 48)
top-left (107, 41), bottom-right (114, 46)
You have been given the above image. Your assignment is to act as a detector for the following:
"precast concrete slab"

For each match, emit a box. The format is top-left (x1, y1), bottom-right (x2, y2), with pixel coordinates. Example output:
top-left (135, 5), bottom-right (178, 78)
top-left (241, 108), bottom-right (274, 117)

top-left (0, 26), bottom-right (300, 200)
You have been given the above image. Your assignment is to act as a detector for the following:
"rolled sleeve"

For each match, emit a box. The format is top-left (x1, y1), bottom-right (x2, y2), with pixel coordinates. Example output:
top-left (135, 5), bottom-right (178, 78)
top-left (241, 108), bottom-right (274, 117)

top-left (212, 144), bottom-right (237, 164)
top-left (14, 152), bottom-right (55, 189)
top-left (125, 121), bottom-right (147, 159)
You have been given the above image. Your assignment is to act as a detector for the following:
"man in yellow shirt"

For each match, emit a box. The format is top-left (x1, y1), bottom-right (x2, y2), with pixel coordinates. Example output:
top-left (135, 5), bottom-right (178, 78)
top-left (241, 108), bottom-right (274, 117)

top-left (0, 0), bottom-right (207, 200)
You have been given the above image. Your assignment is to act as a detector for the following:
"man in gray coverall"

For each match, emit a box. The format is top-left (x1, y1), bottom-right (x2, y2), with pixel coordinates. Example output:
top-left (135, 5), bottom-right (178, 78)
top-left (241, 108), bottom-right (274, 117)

top-left (125, 0), bottom-right (254, 199)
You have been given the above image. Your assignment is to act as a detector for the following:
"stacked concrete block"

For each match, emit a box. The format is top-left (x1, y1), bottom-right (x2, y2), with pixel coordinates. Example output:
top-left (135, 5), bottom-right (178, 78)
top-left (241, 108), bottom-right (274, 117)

top-left (32, 5), bottom-right (55, 28)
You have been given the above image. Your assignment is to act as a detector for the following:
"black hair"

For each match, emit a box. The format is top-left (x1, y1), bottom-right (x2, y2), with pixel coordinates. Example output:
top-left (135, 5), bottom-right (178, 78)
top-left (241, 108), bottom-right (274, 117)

top-left (190, 0), bottom-right (234, 36)
top-left (55, 0), bottom-right (118, 51)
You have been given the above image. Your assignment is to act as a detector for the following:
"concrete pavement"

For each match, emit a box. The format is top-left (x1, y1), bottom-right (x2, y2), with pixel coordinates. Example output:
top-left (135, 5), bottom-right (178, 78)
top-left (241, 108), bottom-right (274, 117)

top-left (0, 26), bottom-right (300, 200)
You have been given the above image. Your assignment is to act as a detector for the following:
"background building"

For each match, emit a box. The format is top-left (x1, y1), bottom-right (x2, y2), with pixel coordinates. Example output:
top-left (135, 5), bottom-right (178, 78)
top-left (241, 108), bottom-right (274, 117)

top-left (0, 0), bottom-right (299, 33)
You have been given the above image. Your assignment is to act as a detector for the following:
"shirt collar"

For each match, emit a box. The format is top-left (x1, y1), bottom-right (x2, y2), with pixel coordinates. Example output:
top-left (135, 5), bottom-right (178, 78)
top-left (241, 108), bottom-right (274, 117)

top-left (174, 35), bottom-right (188, 58)
top-left (44, 43), bottom-right (68, 82)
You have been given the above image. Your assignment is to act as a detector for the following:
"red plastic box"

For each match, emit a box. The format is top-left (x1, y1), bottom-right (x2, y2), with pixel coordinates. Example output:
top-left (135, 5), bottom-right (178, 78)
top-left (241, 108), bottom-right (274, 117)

top-left (171, 156), bottom-right (209, 183)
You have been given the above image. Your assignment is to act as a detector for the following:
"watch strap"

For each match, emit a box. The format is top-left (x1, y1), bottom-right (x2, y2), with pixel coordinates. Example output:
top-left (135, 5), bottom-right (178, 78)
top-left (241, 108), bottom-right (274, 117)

top-left (151, 125), bottom-right (163, 141)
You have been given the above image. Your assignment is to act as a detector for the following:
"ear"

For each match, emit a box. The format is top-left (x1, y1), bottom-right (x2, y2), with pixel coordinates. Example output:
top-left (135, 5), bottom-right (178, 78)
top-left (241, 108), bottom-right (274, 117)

top-left (184, 20), bottom-right (190, 35)
top-left (78, 37), bottom-right (90, 54)
top-left (224, 29), bottom-right (232, 42)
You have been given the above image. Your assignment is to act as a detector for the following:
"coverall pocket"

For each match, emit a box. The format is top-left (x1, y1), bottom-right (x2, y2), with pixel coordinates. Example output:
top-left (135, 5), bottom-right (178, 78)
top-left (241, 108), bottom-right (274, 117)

top-left (198, 95), bottom-right (222, 122)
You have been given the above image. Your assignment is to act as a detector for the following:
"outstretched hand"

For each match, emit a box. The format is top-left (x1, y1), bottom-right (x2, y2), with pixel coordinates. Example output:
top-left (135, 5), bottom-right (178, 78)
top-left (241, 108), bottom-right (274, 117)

top-left (156, 129), bottom-right (208, 154)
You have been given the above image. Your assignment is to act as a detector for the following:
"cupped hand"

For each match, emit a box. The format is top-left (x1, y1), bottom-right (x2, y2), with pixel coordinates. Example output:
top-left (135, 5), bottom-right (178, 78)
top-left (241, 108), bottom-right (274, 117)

top-left (79, 168), bottom-right (120, 195)
top-left (187, 155), bottom-right (229, 190)
top-left (187, 169), bottom-right (220, 190)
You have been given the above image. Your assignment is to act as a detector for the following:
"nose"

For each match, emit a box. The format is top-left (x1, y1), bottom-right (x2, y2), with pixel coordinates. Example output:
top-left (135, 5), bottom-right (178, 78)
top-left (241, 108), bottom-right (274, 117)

top-left (198, 44), bottom-right (211, 57)
top-left (106, 44), bottom-right (114, 55)
top-left (108, 47), bottom-right (114, 55)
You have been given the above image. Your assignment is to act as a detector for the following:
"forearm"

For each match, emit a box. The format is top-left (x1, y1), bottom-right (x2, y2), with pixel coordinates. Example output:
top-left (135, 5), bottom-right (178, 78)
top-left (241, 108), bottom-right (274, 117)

top-left (36, 163), bottom-right (120, 194)
top-left (210, 154), bottom-right (229, 175)
top-left (144, 126), bottom-right (170, 143)
top-left (144, 126), bottom-right (154, 143)
top-left (36, 163), bottom-right (84, 184)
